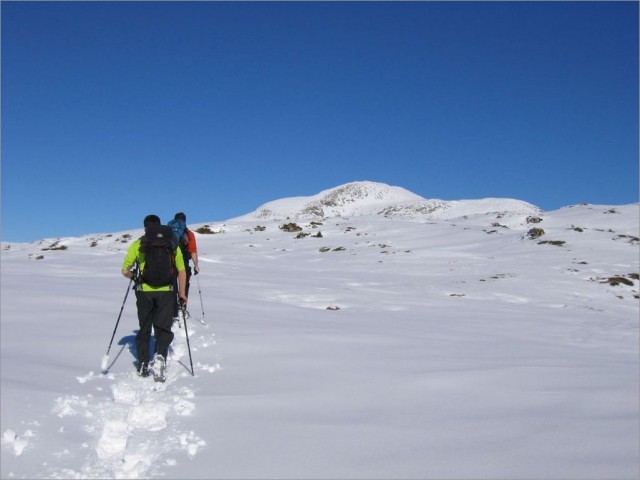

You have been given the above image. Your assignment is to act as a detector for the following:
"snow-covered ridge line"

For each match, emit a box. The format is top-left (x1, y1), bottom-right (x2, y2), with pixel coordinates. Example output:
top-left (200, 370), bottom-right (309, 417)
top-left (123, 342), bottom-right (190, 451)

top-left (1, 181), bottom-right (637, 249)
top-left (235, 181), bottom-right (542, 221)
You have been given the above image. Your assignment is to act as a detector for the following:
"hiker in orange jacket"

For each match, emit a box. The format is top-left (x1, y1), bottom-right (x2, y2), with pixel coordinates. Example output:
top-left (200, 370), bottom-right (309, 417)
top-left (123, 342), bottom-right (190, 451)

top-left (171, 212), bottom-right (200, 319)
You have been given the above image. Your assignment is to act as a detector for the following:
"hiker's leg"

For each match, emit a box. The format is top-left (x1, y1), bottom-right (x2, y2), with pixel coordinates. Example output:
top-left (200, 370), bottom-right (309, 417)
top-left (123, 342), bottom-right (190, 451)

top-left (153, 291), bottom-right (175, 359)
top-left (185, 265), bottom-right (192, 300)
top-left (135, 291), bottom-right (154, 365)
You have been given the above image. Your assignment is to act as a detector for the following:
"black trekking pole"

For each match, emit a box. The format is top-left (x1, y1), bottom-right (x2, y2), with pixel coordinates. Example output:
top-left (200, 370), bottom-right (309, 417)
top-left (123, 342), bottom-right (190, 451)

top-left (179, 300), bottom-right (195, 376)
top-left (194, 272), bottom-right (207, 326)
top-left (101, 268), bottom-right (137, 373)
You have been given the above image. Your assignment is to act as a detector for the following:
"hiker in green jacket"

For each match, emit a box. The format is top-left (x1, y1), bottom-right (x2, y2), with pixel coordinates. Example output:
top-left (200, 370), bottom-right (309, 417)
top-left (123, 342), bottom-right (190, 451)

top-left (122, 215), bottom-right (187, 380)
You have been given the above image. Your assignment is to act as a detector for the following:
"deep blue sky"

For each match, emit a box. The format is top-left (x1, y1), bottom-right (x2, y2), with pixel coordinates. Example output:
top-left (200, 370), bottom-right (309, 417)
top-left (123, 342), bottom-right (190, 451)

top-left (2, 1), bottom-right (638, 242)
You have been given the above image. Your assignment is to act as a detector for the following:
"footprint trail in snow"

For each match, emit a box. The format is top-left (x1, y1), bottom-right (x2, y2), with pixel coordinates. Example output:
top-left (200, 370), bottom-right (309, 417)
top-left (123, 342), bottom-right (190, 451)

top-left (42, 324), bottom-right (219, 479)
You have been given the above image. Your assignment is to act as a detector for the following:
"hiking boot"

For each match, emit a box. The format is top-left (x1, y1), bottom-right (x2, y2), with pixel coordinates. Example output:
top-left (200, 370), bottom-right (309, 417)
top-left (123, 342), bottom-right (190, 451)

top-left (152, 354), bottom-right (166, 383)
top-left (138, 362), bottom-right (149, 377)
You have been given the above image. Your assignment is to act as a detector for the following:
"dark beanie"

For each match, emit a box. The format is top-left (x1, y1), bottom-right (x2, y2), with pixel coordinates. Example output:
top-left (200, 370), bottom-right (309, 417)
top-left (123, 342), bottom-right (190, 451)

top-left (143, 215), bottom-right (161, 228)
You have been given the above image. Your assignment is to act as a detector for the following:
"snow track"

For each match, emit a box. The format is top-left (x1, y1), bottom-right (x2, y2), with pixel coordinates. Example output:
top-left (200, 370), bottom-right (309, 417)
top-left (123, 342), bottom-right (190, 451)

top-left (38, 323), bottom-right (217, 479)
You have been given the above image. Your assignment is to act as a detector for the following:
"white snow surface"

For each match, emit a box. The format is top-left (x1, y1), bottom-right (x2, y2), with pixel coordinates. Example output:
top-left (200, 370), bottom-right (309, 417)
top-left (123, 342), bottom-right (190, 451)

top-left (236, 181), bottom-right (541, 221)
top-left (1, 183), bottom-right (639, 479)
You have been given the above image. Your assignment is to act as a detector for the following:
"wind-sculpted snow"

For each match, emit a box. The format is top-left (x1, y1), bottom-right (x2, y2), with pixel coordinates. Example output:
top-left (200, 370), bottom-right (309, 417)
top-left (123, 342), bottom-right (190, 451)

top-left (1, 195), bottom-right (638, 479)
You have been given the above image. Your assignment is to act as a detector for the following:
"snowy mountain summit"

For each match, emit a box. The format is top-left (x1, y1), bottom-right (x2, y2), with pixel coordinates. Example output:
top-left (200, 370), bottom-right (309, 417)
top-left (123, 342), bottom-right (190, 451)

top-left (239, 181), bottom-right (541, 221)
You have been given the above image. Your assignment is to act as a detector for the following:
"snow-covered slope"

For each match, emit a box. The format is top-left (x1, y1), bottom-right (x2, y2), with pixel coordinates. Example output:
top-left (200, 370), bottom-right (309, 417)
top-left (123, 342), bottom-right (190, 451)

top-left (1, 190), bottom-right (638, 479)
top-left (236, 181), bottom-right (541, 222)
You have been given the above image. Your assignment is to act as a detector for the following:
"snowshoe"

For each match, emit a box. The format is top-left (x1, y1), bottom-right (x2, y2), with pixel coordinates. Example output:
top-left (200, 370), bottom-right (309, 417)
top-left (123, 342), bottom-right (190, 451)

top-left (152, 355), bottom-right (166, 383)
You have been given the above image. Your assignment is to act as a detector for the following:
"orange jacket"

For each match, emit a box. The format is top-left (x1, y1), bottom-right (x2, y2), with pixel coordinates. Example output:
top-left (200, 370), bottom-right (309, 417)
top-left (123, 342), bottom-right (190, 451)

top-left (184, 228), bottom-right (197, 255)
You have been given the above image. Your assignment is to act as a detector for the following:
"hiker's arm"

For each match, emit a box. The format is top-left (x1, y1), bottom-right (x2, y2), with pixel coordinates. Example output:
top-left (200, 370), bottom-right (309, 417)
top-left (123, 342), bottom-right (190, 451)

top-left (188, 230), bottom-right (199, 274)
top-left (192, 252), bottom-right (199, 274)
top-left (178, 269), bottom-right (187, 304)
top-left (122, 243), bottom-right (138, 279)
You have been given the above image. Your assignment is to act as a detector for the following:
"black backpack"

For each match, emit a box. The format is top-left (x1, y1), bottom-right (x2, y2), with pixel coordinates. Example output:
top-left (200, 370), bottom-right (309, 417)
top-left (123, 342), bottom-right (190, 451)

top-left (139, 225), bottom-right (178, 287)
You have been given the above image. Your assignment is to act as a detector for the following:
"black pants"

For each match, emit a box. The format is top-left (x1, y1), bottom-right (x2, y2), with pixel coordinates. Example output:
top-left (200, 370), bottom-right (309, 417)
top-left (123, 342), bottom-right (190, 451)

top-left (135, 290), bottom-right (175, 365)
